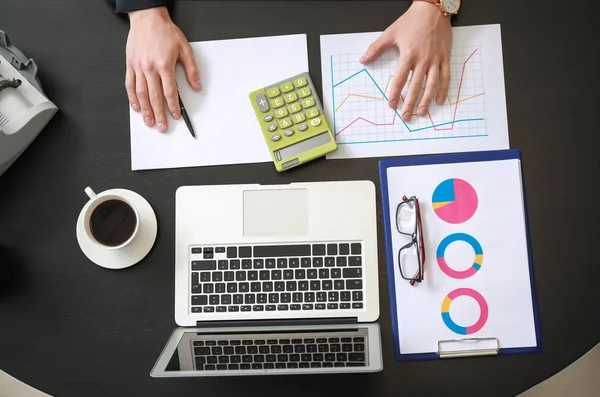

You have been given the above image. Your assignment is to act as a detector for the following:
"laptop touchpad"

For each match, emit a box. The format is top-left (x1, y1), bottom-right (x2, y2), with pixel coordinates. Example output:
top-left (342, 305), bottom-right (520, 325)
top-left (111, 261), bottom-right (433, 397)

top-left (243, 189), bottom-right (308, 237)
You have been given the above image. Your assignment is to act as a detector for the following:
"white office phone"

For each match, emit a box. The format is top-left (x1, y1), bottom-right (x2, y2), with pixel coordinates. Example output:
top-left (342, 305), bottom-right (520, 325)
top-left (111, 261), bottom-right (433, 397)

top-left (0, 30), bottom-right (58, 177)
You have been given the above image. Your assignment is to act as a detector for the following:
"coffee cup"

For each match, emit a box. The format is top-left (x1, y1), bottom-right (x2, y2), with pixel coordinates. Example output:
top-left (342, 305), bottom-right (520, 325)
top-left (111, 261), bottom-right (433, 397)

top-left (82, 187), bottom-right (140, 250)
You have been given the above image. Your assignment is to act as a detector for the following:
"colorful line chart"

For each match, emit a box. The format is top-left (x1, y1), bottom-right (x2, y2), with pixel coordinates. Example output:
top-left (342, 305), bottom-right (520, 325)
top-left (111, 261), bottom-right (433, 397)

top-left (320, 27), bottom-right (509, 159)
top-left (331, 46), bottom-right (486, 143)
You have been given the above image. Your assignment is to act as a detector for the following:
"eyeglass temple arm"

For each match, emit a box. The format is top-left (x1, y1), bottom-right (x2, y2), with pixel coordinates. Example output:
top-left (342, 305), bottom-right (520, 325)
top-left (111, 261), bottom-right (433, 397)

top-left (410, 199), bottom-right (426, 286)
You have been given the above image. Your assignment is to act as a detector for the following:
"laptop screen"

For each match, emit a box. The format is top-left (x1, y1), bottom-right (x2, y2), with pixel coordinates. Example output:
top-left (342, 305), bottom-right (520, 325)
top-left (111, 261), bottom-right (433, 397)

top-left (151, 323), bottom-right (382, 376)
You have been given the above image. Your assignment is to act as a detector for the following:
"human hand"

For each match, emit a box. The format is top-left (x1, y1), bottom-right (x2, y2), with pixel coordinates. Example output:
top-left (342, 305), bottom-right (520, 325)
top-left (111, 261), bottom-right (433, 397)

top-left (125, 7), bottom-right (201, 133)
top-left (360, 1), bottom-right (452, 122)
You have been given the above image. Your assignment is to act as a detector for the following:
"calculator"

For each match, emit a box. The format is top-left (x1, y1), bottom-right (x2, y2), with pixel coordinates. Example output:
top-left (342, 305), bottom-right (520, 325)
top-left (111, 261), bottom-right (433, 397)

top-left (249, 72), bottom-right (338, 172)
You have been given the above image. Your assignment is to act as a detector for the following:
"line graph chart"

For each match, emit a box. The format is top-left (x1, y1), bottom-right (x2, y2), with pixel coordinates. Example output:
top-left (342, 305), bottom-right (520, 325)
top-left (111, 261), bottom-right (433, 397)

top-left (320, 26), bottom-right (509, 159)
top-left (331, 46), bottom-right (486, 143)
top-left (334, 74), bottom-right (485, 113)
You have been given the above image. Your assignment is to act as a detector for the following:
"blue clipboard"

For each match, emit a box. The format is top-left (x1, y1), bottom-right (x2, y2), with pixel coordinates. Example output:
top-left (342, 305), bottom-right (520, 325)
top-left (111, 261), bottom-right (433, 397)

top-left (379, 149), bottom-right (542, 361)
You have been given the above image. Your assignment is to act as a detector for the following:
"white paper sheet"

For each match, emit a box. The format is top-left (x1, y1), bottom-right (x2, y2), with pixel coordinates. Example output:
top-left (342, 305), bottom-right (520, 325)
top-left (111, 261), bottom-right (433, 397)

top-left (130, 34), bottom-right (309, 170)
top-left (384, 159), bottom-right (537, 355)
top-left (320, 24), bottom-right (509, 159)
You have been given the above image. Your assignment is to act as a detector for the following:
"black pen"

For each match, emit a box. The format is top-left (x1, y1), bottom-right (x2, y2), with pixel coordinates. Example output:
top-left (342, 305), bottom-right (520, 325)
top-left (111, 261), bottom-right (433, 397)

top-left (177, 87), bottom-right (195, 139)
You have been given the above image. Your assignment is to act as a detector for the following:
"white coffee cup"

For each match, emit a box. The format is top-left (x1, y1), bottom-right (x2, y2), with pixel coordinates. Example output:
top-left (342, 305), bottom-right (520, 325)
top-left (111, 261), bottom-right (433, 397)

top-left (82, 187), bottom-right (140, 250)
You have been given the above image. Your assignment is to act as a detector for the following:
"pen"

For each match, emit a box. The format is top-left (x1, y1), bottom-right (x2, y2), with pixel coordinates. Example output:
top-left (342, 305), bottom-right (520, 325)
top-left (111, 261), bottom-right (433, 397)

top-left (177, 88), bottom-right (195, 139)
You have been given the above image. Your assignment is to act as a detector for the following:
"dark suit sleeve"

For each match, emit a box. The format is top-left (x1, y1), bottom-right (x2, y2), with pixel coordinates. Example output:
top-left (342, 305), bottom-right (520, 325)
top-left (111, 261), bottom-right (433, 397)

top-left (112, 0), bottom-right (172, 13)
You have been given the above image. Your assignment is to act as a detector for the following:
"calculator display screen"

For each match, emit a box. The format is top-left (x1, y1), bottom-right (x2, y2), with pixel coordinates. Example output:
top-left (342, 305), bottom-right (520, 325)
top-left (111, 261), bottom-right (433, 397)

top-left (275, 132), bottom-right (332, 161)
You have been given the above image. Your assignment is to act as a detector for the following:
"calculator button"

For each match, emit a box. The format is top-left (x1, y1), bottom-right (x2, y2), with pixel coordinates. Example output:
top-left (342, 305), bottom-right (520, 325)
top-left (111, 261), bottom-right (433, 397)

top-left (310, 118), bottom-right (321, 127)
top-left (271, 134), bottom-right (281, 142)
top-left (293, 77), bottom-right (307, 88)
top-left (284, 92), bottom-right (298, 103)
top-left (263, 115), bottom-right (274, 122)
top-left (284, 129), bottom-right (294, 137)
top-left (306, 108), bottom-right (319, 119)
top-left (288, 103), bottom-right (302, 114)
top-left (267, 124), bottom-right (277, 132)
top-left (278, 118), bottom-right (292, 129)
top-left (292, 113), bottom-right (306, 124)
top-left (275, 108), bottom-right (288, 119)
top-left (267, 88), bottom-right (280, 98)
top-left (298, 88), bottom-right (311, 98)
top-left (281, 82), bottom-right (294, 93)
top-left (302, 98), bottom-right (315, 108)
top-left (255, 94), bottom-right (270, 113)
top-left (298, 124), bottom-right (308, 132)
top-left (271, 98), bottom-right (285, 108)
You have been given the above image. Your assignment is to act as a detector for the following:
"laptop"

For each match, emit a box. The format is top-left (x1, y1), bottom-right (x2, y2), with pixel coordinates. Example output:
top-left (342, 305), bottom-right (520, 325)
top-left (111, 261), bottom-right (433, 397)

top-left (151, 181), bottom-right (383, 377)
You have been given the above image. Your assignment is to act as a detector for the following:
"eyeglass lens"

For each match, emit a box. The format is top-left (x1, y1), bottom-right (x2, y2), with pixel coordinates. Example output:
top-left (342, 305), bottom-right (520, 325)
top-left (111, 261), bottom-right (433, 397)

top-left (397, 200), bottom-right (416, 235)
top-left (399, 242), bottom-right (420, 279)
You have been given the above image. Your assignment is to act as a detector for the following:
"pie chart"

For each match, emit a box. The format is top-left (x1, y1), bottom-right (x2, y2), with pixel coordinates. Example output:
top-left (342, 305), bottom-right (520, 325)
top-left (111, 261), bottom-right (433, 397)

top-left (432, 178), bottom-right (478, 224)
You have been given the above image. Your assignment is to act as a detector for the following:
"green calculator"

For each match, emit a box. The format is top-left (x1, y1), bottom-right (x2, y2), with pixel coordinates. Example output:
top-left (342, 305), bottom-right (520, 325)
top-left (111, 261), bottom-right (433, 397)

top-left (249, 72), bottom-right (338, 172)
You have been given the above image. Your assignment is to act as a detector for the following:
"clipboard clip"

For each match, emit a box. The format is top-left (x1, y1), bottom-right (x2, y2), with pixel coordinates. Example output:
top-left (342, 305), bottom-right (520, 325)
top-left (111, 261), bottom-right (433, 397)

top-left (437, 337), bottom-right (499, 359)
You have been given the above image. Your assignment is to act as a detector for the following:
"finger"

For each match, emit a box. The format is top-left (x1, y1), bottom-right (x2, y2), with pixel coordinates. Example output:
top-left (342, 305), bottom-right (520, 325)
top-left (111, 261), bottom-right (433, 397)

top-left (126, 67), bottom-right (139, 112)
top-left (418, 66), bottom-right (439, 117)
top-left (387, 61), bottom-right (411, 109)
top-left (360, 30), bottom-right (393, 64)
top-left (401, 67), bottom-right (426, 122)
top-left (147, 72), bottom-right (168, 133)
top-left (180, 44), bottom-right (201, 91)
top-left (135, 72), bottom-right (154, 127)
top-left (160, 67), bottom-right (181, 119)
top-left (437, 58), bottom-right (451, 105)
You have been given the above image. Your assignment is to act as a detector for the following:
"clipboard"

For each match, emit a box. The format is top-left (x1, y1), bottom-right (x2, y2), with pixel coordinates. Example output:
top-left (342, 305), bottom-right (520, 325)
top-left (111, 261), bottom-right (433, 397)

top-left (379, 149), bottom-right (542, 361)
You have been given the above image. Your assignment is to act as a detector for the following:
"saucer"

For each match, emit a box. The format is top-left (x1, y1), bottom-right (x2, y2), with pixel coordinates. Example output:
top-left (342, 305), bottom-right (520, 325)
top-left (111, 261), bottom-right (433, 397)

top-left (76, 189), bottom-right (158, 269)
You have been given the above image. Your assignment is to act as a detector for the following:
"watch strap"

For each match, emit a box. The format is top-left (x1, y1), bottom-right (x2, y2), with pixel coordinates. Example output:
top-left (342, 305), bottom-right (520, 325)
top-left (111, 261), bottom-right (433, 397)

top-left (412, 0), bottom-right (458, 16)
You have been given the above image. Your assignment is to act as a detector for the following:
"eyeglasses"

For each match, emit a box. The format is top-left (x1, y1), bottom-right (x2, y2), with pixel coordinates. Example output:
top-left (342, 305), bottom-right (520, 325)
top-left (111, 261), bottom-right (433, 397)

top-left (395, 195), bottom-right (426, 286)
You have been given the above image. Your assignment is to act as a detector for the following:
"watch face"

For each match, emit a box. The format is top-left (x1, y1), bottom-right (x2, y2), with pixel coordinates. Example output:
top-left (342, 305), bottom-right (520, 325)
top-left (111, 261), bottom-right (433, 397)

top-left (441, 0), bottom-right (461, 14)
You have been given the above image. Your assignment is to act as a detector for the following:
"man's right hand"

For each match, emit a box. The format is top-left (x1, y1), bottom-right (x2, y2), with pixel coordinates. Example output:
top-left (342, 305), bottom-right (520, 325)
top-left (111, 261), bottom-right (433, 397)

top-left (126, 7), bottom-right (201, 133)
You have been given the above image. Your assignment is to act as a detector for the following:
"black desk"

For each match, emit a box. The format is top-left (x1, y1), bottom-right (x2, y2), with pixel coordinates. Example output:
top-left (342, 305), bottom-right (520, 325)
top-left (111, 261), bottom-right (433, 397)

top-left (1, 1), bottom-right (599, 396)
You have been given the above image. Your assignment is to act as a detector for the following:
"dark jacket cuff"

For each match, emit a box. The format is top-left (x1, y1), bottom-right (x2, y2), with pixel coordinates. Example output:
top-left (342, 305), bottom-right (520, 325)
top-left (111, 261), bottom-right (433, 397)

top-left (113, 0), bottom-right (172, 13)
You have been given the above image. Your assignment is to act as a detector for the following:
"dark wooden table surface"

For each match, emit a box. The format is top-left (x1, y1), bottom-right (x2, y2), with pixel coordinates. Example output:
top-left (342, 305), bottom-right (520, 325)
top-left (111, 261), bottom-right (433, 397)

top-left (1, 1), bottom-right (599, 396)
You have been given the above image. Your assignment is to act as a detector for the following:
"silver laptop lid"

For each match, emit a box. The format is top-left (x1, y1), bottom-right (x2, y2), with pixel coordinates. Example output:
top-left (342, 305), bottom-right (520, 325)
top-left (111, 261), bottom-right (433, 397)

top-left (151, 323), bottom-right (383, 377)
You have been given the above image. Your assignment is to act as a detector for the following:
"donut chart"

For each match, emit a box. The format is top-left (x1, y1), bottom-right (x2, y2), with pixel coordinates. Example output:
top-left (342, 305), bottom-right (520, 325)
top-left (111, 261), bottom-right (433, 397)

top-left (441, 288), bottom-right (489, 335)
top-left (432, 178), bottom-right (478, 224)
top-left (437, 233), bottom-right (484, 279)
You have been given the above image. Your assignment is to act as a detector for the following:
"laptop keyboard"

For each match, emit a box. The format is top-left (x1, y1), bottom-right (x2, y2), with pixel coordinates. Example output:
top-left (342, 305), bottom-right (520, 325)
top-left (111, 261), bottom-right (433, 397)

top-left (189, 243), bottom-right (364, 313)
top-left (191, 331), bottom-right (368, 371)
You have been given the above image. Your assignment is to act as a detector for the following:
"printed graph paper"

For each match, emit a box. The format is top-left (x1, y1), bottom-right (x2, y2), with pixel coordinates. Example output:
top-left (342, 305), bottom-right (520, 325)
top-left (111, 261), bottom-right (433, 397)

top-left (320, 25), bottom-right (509, 159)
top-left (331, 46), bottom-right (486, 144)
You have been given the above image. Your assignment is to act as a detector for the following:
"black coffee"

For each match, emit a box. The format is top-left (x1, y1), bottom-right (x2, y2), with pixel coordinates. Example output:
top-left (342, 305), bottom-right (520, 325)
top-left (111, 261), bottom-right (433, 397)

top-left (89, 199), bottom-right (137, 247)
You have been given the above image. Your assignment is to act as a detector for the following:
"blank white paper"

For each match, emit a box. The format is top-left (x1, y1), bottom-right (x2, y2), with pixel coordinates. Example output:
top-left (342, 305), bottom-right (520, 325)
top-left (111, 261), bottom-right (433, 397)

top-left (384, 159), bottom-right (537, 355)
top-left (130, 34), bottom-right (308, 170)
top-left (320, 24), bottom-right (509, 159)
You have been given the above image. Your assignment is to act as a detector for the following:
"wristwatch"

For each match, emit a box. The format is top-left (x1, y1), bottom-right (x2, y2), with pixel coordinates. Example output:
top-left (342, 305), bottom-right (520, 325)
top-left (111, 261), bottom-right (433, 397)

top-left (413, 0), bottom-right (461, 16)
